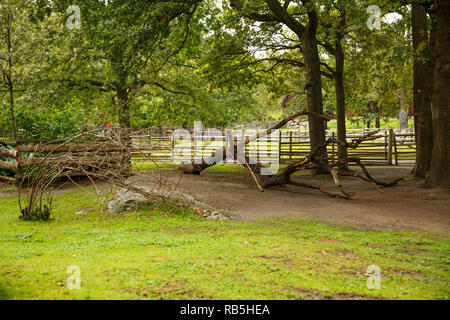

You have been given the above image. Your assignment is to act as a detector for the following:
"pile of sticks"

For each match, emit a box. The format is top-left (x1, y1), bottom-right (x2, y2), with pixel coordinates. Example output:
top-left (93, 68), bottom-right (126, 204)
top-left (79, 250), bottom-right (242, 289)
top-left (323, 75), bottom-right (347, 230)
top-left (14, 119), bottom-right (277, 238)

top-left (0, 146), bottom-right (17, 183)
top-left (14, 129), bottom-right (141, 220)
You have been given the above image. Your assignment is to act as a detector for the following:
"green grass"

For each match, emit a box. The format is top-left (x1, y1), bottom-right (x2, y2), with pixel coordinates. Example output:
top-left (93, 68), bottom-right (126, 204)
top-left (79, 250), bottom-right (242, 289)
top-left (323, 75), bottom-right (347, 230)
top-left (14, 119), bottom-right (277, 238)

top-left (325, 118), bottom-right (414, 130)
top-left (0, 185), bottom-right (17, 192)
top-left (131, 161), bottom-right (178, 173)
top-left (0, 188), bottom-right (448, 300)
top-left (131, 162), bottom-right (311, 175)
top-left (132, 162), bottom-right (253, 174)
top-left (404, 177), bottom-right (420, 181)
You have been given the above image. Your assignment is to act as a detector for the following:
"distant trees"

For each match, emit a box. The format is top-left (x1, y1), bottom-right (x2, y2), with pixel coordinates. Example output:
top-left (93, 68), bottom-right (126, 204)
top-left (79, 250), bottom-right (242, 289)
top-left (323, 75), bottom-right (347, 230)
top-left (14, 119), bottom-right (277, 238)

top-left (0, 0), bottom-right (34, 139)
top-left (29, 0), bottom-right (201, 129)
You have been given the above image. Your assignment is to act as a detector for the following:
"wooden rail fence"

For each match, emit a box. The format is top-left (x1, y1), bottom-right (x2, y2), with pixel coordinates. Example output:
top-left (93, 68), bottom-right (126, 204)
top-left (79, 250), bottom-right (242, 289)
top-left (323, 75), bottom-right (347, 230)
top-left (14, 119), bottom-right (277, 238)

top-left (131, 127), bottom-right (416, 166)
top-left (1, 128), bottom-right (416, 183)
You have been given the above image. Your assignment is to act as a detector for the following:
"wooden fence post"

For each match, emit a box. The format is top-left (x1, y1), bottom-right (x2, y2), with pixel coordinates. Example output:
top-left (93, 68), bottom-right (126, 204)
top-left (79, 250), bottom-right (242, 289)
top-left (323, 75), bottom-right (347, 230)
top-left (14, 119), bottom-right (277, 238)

top-left (193, 121), bottom-right (202, 164)
top-left (171, 132), bottom-right (175, 162)
top-left (242, 129), bottom-right (246, 159)
top-left (148, 129), bottom-right (151, 147)
top-left (331, 131), bottom-right (335, 164)
top-left (289, 131), bottom-right (293, 160)
top-left (388, 129), bottom-right (393, 165)
top-left (15, 138), bottom-right (23, 185)
top-left (278, 130), bottom-right (282, 164)
top-left (384, 130), bottom-right (388, 160)
top-left (393, 131), bottom-right (398, 166)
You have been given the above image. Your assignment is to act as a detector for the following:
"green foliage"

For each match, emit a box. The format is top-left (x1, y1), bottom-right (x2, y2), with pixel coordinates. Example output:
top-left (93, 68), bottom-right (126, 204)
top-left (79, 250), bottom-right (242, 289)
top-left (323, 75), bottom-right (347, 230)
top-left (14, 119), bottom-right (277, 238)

top-left (14, 104), bottom-right (90, 139)
top-left (133, 85), bottom-right (259, 128)
top-left (0, 0), bottom-right (418, 136)
top-left (344, 2), bottom-right (413, 120)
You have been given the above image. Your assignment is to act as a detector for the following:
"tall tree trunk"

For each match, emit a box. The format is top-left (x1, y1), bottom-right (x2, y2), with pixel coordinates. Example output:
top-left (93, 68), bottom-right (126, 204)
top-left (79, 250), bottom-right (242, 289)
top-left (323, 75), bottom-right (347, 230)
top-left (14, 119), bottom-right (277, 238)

top-left (232, 0), bottom-right (327, 173)
top-left (6, 20), bottom-right (15, 140)
top-left (8, 79), bottom-right (15, 140)
top-left (374, 102), bottom-right (380, 128)
top-left (335, 41), bottom-right (347, 169)
top-left (302, 35), bottom-right (328, 173)
top-left (115, 79), bottom-right (131, 168)
top-left (115, 80), bottom-right (130, 128)
top-left (425, 0), bottom-right (450, 187)
top-left (412, 2), bottom-right (435, 178)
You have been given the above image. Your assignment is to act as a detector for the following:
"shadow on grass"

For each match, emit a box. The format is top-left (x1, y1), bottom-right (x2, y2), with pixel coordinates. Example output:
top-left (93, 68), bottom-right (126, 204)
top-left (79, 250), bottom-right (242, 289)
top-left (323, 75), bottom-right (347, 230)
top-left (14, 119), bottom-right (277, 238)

top-left (0, 282), bottom-right (11, 300)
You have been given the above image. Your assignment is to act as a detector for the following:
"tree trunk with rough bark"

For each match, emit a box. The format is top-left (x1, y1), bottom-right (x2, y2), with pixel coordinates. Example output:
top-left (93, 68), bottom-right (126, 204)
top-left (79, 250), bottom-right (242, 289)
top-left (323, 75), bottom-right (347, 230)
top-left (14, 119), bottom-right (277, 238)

top-left (8, 77), bottom-right (15, 141)
top-left (230, 0), bottom-right (328, 174)
top-left (115, 78), bottom-right (131, 167)
top-left (302, 35), bottom-right (328, 173)
top-left (412, 2), bottom-right (435, 178)
top-left (116, 80), bottom-right (130, 129)
top-left (6, 21), bottom-right (15, 140)
top-left (335, 41), bottom-right (347, 169)
top-left (425, 0), bottom-right (450, 187)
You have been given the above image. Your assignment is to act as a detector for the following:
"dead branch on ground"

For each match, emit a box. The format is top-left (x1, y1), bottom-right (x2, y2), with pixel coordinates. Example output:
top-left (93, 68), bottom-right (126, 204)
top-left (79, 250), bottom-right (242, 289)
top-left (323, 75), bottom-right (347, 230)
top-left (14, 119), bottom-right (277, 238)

top-left (179, 118), bottom-right (403, 199)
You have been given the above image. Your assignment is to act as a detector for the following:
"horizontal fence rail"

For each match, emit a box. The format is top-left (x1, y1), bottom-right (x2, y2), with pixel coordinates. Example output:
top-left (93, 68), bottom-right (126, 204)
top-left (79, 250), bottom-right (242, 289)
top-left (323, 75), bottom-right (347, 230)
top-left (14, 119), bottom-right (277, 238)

top-left (130, 127), bottom-right (415, 166)
top-left (0, 127), bottom-right (416, 183)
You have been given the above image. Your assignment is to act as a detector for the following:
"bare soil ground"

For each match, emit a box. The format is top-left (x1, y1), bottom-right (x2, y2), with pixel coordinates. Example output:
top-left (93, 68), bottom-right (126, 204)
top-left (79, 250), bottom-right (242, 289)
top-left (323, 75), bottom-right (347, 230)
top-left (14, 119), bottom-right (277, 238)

top-left (2, 167), bottom-right (449, 233)
top-left (154, 167), bottom-right (450, 233)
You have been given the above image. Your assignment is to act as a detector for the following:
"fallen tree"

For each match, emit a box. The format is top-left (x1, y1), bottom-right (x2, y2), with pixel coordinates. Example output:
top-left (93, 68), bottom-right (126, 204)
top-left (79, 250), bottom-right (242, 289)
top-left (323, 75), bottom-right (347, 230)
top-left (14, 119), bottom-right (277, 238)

top-left (258, 138), bottom-right (404, 199)
top-left (179, 110), bottom-right (330, 174)
top-left (179, 112), bottom-right (403, 199)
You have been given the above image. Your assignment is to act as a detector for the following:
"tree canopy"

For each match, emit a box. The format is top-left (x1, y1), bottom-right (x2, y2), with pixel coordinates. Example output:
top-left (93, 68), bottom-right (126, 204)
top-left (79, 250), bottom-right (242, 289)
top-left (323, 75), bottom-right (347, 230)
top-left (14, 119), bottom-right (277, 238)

top-left (1, 0), bottom-right (449, 186)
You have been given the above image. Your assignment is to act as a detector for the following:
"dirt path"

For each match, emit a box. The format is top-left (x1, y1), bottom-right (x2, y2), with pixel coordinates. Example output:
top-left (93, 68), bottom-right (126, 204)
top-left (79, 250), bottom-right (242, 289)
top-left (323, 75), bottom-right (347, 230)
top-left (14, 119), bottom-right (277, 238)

top-left (3, 167), bottom-right (449, 233)
top-left (154, 167), bottom-right (450, 233)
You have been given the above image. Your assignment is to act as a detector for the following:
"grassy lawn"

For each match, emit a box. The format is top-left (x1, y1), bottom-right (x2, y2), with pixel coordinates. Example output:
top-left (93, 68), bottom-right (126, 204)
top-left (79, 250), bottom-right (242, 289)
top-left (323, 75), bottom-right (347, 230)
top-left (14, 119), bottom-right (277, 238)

top-left (0, 187), bottom-right (448, 300)
top-left (325, 118), bottom-right (414, 130)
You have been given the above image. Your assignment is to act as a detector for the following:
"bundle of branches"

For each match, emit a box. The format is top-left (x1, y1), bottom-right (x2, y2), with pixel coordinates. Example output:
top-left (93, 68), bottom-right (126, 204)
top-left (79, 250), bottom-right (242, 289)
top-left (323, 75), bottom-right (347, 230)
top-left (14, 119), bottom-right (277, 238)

top-left (179, 111), bottom-right (403, 199)
top-left (17, 128), bottom-right (164, 220)
top-left (0, 142), bottom-right (17, 183)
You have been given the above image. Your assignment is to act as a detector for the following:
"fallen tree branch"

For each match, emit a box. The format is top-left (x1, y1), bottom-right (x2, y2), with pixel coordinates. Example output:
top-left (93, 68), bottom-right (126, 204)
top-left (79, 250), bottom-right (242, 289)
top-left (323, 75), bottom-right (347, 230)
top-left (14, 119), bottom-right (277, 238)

top-left (288, 180), bottom-right (353, 199)
top-left (0, 175), bottom-right (16, 183)
top-left (0, 147), bottom-right (17, 158)
top-left (179, 109), bottom-right (330, 174)
top-left (0, 159), bottom-right (18, 171)
top-left (16, 128), bottom-right (182, 220)
top-left (259, 136), bottom-right (404, 198)
top-left (191, 130), bottom-right (404, 199)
